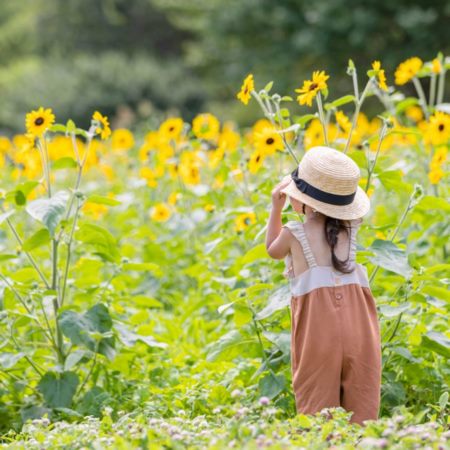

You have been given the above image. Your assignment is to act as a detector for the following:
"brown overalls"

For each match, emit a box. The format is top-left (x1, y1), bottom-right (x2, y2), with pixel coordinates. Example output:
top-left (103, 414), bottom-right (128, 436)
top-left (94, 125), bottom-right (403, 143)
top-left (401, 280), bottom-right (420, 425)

top-left (282, 220), bottom-right (382, 426)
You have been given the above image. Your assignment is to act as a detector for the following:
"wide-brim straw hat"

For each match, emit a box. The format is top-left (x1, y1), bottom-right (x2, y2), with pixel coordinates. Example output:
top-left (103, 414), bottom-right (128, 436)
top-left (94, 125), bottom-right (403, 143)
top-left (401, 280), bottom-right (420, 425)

top-left (280, 146), bottom-right (370, 220)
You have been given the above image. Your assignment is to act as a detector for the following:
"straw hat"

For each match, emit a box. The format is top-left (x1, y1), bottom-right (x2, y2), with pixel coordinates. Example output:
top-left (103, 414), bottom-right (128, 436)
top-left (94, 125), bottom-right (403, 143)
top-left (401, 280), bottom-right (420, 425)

top-left (280, 146), bottom-right (370, 220)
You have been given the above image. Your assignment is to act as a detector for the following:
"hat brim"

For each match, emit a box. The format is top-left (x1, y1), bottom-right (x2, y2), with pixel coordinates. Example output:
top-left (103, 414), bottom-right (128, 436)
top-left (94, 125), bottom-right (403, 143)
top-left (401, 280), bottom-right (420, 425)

top-left (280, 179), bottom-right (370, 220)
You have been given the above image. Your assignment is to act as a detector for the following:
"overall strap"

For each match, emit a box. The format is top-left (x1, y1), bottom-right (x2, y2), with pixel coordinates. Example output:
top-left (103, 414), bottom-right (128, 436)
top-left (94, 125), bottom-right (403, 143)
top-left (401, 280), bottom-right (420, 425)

top-left (283, 221), bottom-right (317, 268)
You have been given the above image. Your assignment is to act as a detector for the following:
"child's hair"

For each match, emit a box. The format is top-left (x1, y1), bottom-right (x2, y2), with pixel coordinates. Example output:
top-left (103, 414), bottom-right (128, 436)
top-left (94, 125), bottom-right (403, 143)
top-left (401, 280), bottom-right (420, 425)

top-left (324, 217), bottom-right (353, 273)
top-left (301, 203), bottom-right (354, 273)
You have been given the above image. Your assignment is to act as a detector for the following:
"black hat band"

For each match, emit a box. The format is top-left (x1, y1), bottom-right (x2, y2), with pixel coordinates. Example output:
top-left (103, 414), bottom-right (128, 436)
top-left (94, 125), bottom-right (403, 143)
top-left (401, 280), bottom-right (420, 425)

top-left (291, 168), bottom-right (356, 206)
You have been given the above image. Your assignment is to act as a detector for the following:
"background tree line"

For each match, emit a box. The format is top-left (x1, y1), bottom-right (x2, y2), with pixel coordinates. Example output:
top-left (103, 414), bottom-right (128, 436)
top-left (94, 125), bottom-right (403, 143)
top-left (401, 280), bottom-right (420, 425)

top-left (0, 0), bottom-right (449, 132)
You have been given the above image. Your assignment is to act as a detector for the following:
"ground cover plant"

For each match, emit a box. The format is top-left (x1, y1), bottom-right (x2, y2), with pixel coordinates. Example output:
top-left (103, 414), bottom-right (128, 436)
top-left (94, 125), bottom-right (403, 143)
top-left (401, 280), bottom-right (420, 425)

top-left (0, 55), bottom-right (448, 448)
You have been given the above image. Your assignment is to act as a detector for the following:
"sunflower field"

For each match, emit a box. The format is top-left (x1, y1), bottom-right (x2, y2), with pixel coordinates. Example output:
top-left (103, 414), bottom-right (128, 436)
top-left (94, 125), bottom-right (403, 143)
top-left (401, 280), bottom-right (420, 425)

top-left (0, 55), bottom-right (449, 449)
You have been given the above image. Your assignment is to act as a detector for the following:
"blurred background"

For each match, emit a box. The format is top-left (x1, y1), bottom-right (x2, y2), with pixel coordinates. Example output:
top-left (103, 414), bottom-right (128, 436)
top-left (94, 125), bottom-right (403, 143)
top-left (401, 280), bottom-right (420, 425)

top-left (1, 0), bottom-right (450, 134)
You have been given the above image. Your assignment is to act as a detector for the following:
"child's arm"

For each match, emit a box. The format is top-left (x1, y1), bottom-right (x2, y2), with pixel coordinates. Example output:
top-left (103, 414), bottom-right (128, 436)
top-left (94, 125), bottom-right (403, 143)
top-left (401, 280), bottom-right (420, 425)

top-left (265, 178), bottom-right (292, 259)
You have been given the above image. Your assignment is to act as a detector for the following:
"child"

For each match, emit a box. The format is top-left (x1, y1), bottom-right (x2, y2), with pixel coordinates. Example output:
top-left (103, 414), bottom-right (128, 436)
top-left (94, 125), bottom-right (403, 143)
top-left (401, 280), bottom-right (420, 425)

top-left (265, 146), bottom-right (382, 426)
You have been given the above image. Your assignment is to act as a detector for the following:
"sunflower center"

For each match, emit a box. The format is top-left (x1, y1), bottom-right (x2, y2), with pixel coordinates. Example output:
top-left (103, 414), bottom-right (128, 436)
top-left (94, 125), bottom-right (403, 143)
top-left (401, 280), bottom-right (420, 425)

top-left (309, 83), bottom-right (318, 91)
top-left (256, 155), bottom-right (261, 163)
top-left (34, 117), bottom-right (45, 126)
top-left (169, 126), bottom-right (175, 132)
top-left (244, 218), bottom-right (251, 225)
top-left (438, 123), bottom-right (445, 132)
top-left (266, 138), bottom-right (274, 145)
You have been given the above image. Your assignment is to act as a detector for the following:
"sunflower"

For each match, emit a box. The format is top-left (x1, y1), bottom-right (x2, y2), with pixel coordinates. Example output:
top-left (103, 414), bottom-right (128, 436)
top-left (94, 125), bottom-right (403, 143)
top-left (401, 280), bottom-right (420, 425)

top-left (235, 212), bottom-right (256, 233)
top-left (432, 58), bottom-right (442, 74)
top-left (248, 149), bottom-right (265, 173)
top-left (179, 162), bottom-right (201, 185)
top-left (237, 74), bottom-right (255, 105)
top-left (394, 57), bottom-right (423, 85)
top-left (428, 167), bottom-right (444, 184)
top-left (82, 202), bottom-right (108, 219)
top-left (139, 167), bottom-right (158, 188)
top-left (430, 146), bottom-right (447, 169)
top-left (295, 71), bottom-right (329, 107)
top-left (168, 192), bottom-right (182, 205)
top-left (424, 111), bottom-right (450, 146)
top-left (204, 203), bottom-right (215, 213)
top-left (192, 113), bottom-right (220, 141)
top-left (0, 137), bottom-right (12, 154)
top-left (159, 117), bottom-right (184, 142)
top-left (371, 61), bottom-right (388, 91)
top-left (25, 107), bottom-right (55, 137)
top-left (218, 128), bottom-right (240, 152)
top-left (92, 111), bottom-right (111, 140)
top-left (405, 105), bottom-right (423, 123)
top-left (112, 129), bottom-right (135, 150)
top-left (254, 128), bottom-right (283, 155)
top-left (335, 110), bottom-right (351, 134)
top-left (150, 203), bottom-right (172, 222)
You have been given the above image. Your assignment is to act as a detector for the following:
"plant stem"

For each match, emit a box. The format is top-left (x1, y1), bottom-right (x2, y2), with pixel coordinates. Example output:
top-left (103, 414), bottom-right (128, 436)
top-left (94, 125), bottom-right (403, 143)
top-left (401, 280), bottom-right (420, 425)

top-left (315, 92), bottom-right (328, 146)
top-left (369, 191), bottom-right (415, 284)
top-left (0, 272), bottom-right (54, 344)
top-left (60, 197), bottom-right (82, 307)
top-left (429, 74), bottom-right (437, 108)
top-left (10, 323), bottom-right (43, 376)
top-left (251, 91), bottom-right (299, 164)
top-left (412, 77), bottom-right (429, 120)
top-left (365, 122), bottom-right (388, 192)
top-left (76, 350), bottom-right (98, 395)
top-left (344, 78), bottom-right (373, 154)
top-left (2, 212), bottom-right (50, 288)
top-left (436, 68), bottom-right (446, 104)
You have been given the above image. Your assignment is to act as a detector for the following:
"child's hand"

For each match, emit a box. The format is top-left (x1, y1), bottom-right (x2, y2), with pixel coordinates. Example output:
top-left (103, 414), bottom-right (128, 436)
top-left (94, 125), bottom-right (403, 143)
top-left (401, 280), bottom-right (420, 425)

top-left (271, 176), bottom-right (291, 209)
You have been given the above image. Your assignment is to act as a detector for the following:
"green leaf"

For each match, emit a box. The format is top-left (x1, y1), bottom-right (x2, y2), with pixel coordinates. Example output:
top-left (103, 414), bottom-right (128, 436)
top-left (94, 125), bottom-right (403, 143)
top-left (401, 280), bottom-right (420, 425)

top-left (50, 124), bottom-right (67, 133)
top-left (421, 285), bottom-right (450, 302)
top-left (256, 285), bottom-right (291, 320)
top-left (0, 210), bottom-right (14, 225)
top-left (421, 331), bottom-right (450, 359)
top-left (131, 295), bottom-right (163, 308)
top-left (114, 322), bottom-right (168, 349)
top-left (22, 228), bottom-right (51, 251)
top-left (240, 243), bottom-right (267, 265)
top-left (263, 81), bottom-right (273, 93)
top-left (263, 331), bottom-right (291, 355)
top-left (0, 254), bottom-right (18, 263)
top-left (395, 97), bottom-right (419, 115)
top-left (378, 303), bottom-right (411, 318)
top-left (5, 181), bottom-right (40, 205)
top-left (204, 237), bottom-right (223, 255)
top-left (294, 114), bottom-right (317, 128)
top-left (66, 119), bottom-right (76, 133)
top-left (206, 330), bottom-right (259, 362)
top-left (439, 392), bottom-right (449, 410)
top-left (37, 371), bottom-right (79, 408)
top-left (26, 190), bottom-right (70, 236)
top-left (416, 196), bottom-right (450, 212)
top-left (368, 239), bottom-right (412, 279)
top-left (324, 95), bottom-right (356, 111)
top-left (75, 223), bottom-right (120, 262)
top-left (258, 372), bottom-right (286, 399)
top-left (77, 386), bottom-right (111, 417)
top-left (376, 170), bottom-right (412, 194)
top-left (64, 349), bottom-right (90, 371)
top-left (52, 157), bottom-right (78, 170)
top-left (0, 352), bottom-right (25, 369)
top-left (86, 195), bottom-right (121, 206)
top-left (296, 414), bottom-right (313, 428)
top-left (59, 303), bottom-right (115, 359)
top-left (122, 262), bottom-right (161, 276)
